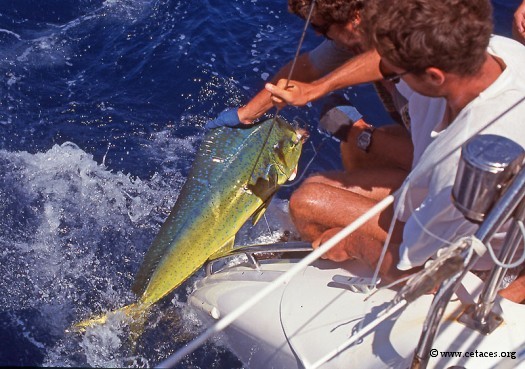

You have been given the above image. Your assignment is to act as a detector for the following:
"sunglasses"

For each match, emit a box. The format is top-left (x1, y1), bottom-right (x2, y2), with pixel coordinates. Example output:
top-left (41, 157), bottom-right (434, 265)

top-left (379, 58), bottom-right (413, 84)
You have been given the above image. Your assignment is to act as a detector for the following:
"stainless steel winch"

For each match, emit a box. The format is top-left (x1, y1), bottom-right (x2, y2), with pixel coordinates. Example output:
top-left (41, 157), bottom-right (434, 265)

top-left (452, 134), bottom-right (525, 223)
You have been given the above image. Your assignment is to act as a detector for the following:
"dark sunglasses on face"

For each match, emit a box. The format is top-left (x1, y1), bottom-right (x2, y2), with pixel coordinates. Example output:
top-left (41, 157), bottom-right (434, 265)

top-left (379, 58), bottom-right (413, 84)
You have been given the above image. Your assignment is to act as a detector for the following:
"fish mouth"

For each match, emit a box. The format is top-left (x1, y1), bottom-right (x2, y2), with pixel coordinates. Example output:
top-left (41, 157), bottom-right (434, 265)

top-left (288, 166), bottom-right (298, 181)
top-left (295, 127), bottom-right (309, 143)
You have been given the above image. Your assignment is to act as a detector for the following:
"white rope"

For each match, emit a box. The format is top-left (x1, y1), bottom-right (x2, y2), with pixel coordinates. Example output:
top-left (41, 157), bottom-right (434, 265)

top-left (406, 184), bottom-right (454, 246)
top-left (371, 183), bottom-right (408, 286)
top-left (484, 220), bottom-right (525, 269)
top-left (156, 195), bottom-right (395, 368)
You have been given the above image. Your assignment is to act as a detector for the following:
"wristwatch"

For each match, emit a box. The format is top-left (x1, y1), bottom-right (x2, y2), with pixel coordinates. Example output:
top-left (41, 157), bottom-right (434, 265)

top-left (357, 125), bottom-right (375, 152)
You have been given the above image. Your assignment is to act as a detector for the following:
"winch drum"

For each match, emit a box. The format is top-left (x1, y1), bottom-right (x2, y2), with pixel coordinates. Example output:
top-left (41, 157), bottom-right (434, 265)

top-left (452, 134), bottom-right (525, 222)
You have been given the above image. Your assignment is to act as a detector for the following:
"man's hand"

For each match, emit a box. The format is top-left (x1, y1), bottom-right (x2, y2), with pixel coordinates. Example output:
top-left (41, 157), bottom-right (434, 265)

top-left (265, 79), bottom-right (316, 108)
top-left (513, 0), bottom-right (525, 44)
top-left (205, 108), bottom-right (242, 129)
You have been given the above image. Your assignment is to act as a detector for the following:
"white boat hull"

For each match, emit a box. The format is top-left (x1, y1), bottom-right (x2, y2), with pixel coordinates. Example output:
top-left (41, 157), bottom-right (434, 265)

top-left (189, 257), bottom-right (525, 369)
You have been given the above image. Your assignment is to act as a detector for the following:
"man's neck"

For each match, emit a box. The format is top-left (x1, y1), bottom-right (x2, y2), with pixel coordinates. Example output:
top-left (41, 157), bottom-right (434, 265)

top-left (444, 52), bottom-right (505, 123)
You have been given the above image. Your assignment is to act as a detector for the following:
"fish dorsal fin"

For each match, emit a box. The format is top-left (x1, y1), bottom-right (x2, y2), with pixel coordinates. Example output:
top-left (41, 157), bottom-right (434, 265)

top-left (209, 236), bottom-right (236, 260)
top-left (252, 198), bottom-right (271, 225)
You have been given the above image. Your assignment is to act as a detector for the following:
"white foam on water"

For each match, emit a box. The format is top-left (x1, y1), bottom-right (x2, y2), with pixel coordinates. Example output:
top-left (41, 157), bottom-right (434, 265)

top-left (0, 28), bottom-right (22, 40)
top-left (0, 141), bottom-right (174, 300)
top-left (0, 140), bottom-right (188, 366)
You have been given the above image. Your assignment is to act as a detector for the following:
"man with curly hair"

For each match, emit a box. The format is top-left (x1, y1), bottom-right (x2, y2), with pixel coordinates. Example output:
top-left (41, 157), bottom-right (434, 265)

top-left (207, 0), bottom-right (364, 128)
top-left (265, 0), bottom-right (525, 301)
top-left (206, 0), bottom-right (413, 178)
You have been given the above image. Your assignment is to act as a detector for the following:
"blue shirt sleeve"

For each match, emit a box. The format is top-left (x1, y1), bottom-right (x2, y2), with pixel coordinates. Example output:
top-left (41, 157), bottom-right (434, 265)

top-left (307, 39), bottom-right (355, 76)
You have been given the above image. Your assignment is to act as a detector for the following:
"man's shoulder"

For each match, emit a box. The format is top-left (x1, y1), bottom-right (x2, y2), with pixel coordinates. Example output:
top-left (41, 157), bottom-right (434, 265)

top-left (308, 40), bottom-right (356, 76)
top-left (489, 35), bottom-right (525, 68)
top-left (308, 39), bottom-right (355, 61)
top-left (478, 36), bottom-right (525, 107)
top-left (489, 34), bottom-right (525, 51)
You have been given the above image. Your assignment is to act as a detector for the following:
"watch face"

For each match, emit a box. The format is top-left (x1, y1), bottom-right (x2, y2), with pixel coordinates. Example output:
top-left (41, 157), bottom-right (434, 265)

top-left (357, 129), bottom-right (373, 151)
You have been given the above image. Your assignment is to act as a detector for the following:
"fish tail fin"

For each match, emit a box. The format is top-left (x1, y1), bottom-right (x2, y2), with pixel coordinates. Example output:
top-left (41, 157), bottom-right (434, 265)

top-left (69, 302), bottom-right (151, 334)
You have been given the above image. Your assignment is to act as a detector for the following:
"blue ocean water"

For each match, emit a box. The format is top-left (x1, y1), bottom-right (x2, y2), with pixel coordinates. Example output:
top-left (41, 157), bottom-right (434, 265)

top-left (0, 0), bottom-right (519, 367)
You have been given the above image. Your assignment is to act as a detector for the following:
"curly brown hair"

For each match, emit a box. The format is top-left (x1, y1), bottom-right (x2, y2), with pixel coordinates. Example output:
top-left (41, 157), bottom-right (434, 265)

top-left (363, 0), bottom-right (493, 76)
top-left (288, 0), bottom-right (364, 24)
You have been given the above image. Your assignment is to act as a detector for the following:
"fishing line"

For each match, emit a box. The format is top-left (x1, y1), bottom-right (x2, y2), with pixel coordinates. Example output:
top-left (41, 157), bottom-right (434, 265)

top-left (248, 0), bottom-right (317, 183)
top-left (281, 137), bottom-right (329, 188)
top-left (263, 213), bottom-right (274, 238)
top-left (281, 0), bottom-right (317, 92)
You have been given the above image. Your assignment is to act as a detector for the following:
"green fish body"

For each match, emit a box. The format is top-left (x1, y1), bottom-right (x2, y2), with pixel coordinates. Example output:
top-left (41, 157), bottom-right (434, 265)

top-left (74, 117), bottom-right (304, 330)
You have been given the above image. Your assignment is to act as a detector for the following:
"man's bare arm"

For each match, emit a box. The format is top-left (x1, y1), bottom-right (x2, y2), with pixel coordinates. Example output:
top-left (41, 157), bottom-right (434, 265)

top-left (513, 0), bottom-right (525, 44)
top-left (341, 121), bottom-right (413, 172)
top-left (265, 49), bottom-right (383, 107)
top-left (237, 52), bottom-right (324, 123)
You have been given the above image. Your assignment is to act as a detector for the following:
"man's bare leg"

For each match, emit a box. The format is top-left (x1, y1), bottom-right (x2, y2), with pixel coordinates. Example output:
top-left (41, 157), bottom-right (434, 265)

top-left (289, 167), bottom-right (411, 281)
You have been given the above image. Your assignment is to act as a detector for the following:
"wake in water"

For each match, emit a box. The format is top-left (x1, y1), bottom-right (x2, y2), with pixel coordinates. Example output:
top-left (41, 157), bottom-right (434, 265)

top-left (0, 139), bottom-right (298, 367)
top-left (0, 141), bottom-right (176, 364)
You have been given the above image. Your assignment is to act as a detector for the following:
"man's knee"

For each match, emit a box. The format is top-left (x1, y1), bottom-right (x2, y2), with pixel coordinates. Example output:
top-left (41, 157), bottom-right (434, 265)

top-left (289, 182), bottom-right (320, 219)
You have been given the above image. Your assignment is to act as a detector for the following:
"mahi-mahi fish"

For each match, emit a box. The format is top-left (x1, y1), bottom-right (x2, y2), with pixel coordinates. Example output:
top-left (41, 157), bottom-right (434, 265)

top-left (74, 117), bottom-right (306, 330)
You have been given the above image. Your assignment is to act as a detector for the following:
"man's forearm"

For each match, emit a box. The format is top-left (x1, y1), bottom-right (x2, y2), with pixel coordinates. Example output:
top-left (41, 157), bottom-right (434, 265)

top-left (342, 122), bottom-right (413, 172)
top-left (265, 49), bottom-right (384, 107)
top-left (306, 49), bottom-right (383, 101)
top-left (237, 89), bottom-right (277, 124)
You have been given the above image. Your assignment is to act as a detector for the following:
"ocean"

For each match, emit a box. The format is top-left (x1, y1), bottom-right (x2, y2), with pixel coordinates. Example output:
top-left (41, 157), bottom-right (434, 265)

top-left (0, 0), bottom-right (520, 367)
